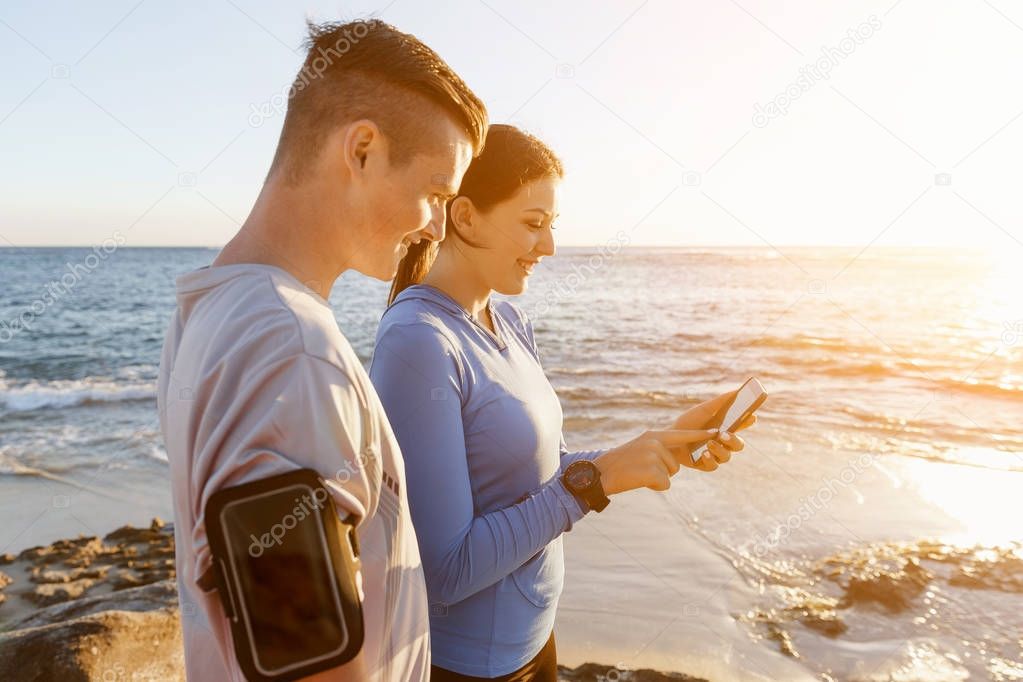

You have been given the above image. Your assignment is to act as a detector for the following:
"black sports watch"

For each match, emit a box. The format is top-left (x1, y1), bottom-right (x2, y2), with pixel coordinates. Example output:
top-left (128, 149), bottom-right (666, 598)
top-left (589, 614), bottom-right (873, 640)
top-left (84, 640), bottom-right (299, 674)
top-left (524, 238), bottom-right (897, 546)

top-left (561, 460), bottom-right (610, 513)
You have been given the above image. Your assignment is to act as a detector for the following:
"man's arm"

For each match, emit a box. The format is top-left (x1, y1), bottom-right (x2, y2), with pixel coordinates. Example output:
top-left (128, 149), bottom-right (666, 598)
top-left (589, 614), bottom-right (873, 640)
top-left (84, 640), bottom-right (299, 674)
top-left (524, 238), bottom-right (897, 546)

top-left (184, 352), bottom-right (374, 678)
top-left (188, 353), bottom-right (373, 586)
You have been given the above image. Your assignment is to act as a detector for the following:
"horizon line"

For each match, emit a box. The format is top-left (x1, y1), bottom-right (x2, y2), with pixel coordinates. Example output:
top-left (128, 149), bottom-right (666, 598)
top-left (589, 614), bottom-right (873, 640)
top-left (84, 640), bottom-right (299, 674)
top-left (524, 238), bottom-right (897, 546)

top-left (0, 244), bottom-right (994, 250)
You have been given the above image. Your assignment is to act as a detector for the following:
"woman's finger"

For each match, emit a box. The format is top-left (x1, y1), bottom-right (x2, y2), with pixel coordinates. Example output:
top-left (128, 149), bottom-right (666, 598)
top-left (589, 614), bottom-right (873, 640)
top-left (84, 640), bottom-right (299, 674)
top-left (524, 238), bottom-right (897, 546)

top-left (707, 440), bottom-right (732, 464)
top-left (657, 442), bottom-right (683, 477)
top-left (716, 431), bottom-right (745, 452)
top-left (646, 468), bottom-right (672, 491)
top-left (649, 429), bottom-right (719, 448)
top-left (649, 440), bottom-right (681, 477)
top-left (688, 390), bottom-right (738, 423)
top-left (734, 414), bottom-right (758, 432)
top-left (695, 449), bottom-right (719, 472)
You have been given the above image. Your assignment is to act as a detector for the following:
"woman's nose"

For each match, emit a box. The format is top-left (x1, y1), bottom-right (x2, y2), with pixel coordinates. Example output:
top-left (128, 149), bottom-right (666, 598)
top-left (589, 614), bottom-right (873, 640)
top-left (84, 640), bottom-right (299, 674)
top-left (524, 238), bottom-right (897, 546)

top-left (536, 226), bottom-right (556, 256)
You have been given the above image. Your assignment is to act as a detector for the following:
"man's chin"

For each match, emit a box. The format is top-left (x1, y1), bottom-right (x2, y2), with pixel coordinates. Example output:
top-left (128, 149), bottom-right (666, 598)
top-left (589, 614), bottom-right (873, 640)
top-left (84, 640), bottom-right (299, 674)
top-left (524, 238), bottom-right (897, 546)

top-left (351, 259), bottom-right (400, 283)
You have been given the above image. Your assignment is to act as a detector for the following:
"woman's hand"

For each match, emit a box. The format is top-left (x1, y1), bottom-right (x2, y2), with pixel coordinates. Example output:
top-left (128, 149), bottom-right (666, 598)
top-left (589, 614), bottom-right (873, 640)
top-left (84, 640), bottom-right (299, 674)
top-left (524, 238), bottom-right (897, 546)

top-left (594, 429), bottom-right (720, 494)
top-left (670, 390), bottom-right (757, 472)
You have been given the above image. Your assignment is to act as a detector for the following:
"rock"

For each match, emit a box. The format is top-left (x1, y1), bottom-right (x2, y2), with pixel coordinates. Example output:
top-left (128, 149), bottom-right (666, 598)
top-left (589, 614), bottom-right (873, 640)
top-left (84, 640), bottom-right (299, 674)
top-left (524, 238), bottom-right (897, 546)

top-left (765, 622), bottom-right (799, 659)
top-left (0, 571), bottom-right (12, 590)
top-left (0, 580), bottom-right (183, 682)
top-left (29, 565), bottom-right (109, 585)
top-left (28, 578), bottom-right (98, 607)
top-left (0, 554), bottom-right (14, 566)
top-left (18, 536), bottom-right (116, 569)
top-left (0, 609), bottom-right (183, 681)
top-left (840, 558), bottom-right (931, 613)
top-left (557, 662), bottom-right (706, 681)
top-left (110, 570), bottom-right (143, 591)
top-left (104, 523), bottom-right (166, 546)
top-left (948, 550), bottom-right (1023, 593)
top-left (798, 609), bottom-right (848, 638)
top-left (783, 593), bottom-right (847, 638)
top-left (4, 580), bottom-right (177, 631)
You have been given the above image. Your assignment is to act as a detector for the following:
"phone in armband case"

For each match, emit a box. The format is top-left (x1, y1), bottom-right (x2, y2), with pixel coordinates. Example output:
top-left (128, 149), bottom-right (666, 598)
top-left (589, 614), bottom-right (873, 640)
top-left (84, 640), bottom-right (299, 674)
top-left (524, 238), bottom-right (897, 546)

top-left (204, 467), bottom-right (364, 681)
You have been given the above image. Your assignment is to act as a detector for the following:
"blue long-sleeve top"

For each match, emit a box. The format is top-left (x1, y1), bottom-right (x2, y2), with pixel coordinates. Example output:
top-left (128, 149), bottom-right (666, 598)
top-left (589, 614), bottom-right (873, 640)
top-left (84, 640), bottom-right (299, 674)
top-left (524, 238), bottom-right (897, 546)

top-left (369, 284), bottom-right (605, 677)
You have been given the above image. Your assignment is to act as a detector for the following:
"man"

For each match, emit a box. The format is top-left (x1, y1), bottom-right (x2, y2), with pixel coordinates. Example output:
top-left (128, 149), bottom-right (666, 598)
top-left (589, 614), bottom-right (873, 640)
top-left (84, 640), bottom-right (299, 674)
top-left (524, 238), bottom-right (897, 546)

top-left (157, 19), bottom-right (487, 681)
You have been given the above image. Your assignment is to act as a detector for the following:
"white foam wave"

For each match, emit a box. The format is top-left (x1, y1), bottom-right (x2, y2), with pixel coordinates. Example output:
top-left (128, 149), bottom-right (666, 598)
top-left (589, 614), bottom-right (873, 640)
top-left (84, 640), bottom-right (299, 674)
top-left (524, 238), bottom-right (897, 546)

top-left (0, 378), bottom-right (156, 413)
top-left (147, 444), bottom-right (169, 463)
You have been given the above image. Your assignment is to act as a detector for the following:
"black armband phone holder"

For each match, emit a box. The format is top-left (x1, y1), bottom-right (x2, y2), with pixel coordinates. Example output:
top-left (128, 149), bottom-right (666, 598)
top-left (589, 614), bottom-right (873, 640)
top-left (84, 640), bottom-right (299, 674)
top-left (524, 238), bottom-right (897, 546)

top-left (203, 468), bottom-right (364, 681)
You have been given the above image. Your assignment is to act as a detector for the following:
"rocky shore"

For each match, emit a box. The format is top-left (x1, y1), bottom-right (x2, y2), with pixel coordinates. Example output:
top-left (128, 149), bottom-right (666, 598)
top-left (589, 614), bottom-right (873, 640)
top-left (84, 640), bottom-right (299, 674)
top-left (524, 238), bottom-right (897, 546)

top-left (0, 519), bottom-right (703, 681)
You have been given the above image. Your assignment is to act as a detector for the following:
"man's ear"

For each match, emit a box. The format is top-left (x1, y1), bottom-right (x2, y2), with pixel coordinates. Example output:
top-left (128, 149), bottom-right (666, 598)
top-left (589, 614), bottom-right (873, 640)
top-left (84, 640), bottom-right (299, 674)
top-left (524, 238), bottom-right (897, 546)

top-left (449, 196), bottom-right (476, 239)
top-left (341, 120), bottom-right (383, 176)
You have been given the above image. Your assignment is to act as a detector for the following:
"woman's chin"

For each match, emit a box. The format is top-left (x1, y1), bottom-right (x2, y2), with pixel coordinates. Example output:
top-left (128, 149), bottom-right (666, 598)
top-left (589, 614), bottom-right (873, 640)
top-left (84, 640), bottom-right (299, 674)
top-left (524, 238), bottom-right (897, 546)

top-left (494, 277), bottom-right (528, 297)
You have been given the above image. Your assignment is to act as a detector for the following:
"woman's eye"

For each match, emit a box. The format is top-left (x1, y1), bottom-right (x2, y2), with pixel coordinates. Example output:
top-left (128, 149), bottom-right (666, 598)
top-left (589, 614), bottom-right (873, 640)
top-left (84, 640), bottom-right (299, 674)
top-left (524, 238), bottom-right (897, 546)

top-left (527, 223), bottom-right (543, 229)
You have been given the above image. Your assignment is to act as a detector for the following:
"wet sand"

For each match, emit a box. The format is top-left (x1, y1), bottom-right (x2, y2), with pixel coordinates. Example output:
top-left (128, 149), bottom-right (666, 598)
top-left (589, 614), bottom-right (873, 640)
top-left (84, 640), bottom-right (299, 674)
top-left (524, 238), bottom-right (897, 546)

top-left (556, 432), bottom-right (1023, 681)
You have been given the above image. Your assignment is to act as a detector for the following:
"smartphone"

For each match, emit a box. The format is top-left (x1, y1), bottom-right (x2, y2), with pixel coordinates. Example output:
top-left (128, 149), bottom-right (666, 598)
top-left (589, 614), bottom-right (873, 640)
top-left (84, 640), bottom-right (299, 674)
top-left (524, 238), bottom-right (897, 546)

top-left (690, 377), bottom-right (768, 463)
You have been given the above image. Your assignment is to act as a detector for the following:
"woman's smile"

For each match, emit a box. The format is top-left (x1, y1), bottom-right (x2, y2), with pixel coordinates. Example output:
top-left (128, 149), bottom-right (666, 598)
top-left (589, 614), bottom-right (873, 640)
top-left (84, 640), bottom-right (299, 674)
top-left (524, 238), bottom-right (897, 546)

top-left (516, 257), bottom-right (539, 276)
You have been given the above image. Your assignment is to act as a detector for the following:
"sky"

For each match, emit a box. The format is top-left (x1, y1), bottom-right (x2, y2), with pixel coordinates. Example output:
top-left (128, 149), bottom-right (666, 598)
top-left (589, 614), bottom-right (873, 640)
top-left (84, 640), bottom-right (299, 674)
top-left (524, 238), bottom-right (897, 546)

top-left (1, 0), bottom-right (1022, 249)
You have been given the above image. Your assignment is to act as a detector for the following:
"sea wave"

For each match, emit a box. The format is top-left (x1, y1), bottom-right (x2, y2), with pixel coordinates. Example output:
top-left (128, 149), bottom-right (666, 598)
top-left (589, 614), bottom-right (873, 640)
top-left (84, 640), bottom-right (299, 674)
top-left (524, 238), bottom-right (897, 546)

top-left (547, 366), bottom-right (636, 378)
top-left (0, 452), bottom-right (42, 476)
top-left (769, 355), bottom-right (912, 377)
top-left (932, 377), bottom-right (1023, 400)
top-left (147, 444), bottom-right (169, 463)
top-left (749, 334), bottom-right (882, 355)
top-left (558, 386), bottom-right (694, 410)
top-left (0, 378), bottom-right (156, 413)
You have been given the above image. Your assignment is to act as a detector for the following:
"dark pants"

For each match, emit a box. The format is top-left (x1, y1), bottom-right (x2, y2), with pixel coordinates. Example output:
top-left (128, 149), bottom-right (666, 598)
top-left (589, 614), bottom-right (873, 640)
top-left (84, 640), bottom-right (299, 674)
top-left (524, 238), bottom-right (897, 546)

top-left (430, 633), bottom-right (558, 682)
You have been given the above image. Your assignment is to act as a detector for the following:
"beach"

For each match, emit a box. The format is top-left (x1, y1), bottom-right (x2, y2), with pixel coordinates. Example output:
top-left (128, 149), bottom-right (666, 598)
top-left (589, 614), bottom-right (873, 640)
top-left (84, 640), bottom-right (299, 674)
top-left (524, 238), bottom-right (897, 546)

top-left (2, 246), bottom-right (1022, 680)
top-left (0, 519), bottom-right (703, 681)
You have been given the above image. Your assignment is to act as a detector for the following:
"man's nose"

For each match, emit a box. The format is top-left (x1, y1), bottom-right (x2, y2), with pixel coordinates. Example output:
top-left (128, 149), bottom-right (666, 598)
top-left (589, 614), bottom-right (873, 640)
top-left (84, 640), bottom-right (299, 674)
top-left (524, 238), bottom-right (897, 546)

top-left (423, 204), bottom-right (446, 242)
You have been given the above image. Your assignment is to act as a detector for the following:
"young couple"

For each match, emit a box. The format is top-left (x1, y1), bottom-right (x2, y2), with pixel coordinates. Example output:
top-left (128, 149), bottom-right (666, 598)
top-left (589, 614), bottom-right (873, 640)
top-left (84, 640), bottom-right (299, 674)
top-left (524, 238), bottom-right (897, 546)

top-left (158, 19), bottom-right (754, 682)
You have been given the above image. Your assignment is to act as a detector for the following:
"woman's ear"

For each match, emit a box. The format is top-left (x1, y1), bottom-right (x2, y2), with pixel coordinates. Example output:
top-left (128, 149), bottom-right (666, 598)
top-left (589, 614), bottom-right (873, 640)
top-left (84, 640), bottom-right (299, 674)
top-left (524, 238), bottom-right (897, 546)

top-left (449, 196), bottom-right (476, 238)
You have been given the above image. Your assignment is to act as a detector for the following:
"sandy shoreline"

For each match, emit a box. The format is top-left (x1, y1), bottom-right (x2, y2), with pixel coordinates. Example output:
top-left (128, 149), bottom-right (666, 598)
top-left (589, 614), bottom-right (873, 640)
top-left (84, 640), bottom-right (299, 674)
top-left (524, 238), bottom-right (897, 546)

top-left (5, 441), bottom-right (1023, 680)
top-left (0, 519), bottom-right (707, 681)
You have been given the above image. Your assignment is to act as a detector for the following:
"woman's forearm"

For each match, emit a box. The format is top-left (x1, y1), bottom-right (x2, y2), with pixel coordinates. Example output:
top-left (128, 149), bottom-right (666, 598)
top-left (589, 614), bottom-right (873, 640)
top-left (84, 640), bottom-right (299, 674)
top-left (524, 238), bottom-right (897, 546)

top-left (423, 474), bottom-right (585, 605)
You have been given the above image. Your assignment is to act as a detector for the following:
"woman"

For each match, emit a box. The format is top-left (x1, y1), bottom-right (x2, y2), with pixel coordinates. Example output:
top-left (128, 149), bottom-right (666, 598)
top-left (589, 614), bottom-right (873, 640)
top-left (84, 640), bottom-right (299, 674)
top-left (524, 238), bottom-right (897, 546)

top-left (369, 125), bottom-right (754, 681)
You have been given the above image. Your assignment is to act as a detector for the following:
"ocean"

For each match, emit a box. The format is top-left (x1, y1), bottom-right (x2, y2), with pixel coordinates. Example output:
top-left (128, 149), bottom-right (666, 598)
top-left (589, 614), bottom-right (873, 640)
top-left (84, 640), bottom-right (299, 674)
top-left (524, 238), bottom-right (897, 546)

top-left (1, 246), bottom-right (1021, 680)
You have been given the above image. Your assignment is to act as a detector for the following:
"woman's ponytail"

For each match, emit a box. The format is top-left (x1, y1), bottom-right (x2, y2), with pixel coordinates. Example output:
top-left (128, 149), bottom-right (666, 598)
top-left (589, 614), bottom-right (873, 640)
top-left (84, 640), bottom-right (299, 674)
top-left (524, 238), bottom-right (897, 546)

top-left (388, 239), bottom-right (437, 305)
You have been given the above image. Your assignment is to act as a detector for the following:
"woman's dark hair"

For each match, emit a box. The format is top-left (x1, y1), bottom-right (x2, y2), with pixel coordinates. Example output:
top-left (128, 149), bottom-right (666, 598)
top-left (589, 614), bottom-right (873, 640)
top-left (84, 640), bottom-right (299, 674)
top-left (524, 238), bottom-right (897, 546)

top-left (388, 124), bottom-right (563, 304)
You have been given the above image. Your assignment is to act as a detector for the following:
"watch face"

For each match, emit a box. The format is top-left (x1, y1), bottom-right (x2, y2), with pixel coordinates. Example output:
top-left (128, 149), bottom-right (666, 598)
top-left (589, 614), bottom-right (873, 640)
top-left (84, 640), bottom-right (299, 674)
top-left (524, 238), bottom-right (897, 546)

top-left (566, 462), bottom-right (596, 490)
